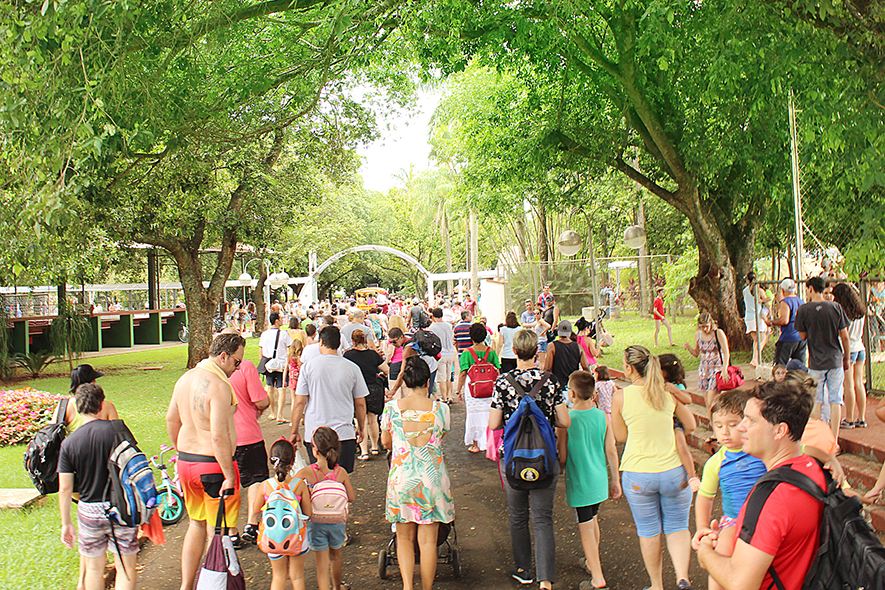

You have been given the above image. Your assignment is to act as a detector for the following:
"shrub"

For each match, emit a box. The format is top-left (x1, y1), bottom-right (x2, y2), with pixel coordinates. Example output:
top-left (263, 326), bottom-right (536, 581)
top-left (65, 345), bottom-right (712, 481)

top-left (0, 388), bottom-right (61, 447)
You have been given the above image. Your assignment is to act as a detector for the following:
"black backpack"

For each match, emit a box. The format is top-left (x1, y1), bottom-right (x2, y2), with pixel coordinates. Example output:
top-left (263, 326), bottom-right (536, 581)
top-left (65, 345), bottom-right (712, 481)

top-left (740, 459), bottom-right (885, 590)
top-left (23, 398), bottom-right (68, 495)
top-left (412, 329), bottom-right (442, 358)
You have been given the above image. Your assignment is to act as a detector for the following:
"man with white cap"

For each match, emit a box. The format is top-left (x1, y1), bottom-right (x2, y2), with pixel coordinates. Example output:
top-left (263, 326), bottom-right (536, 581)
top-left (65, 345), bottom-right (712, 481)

top-left (771, 278), bottom-right (807, 367)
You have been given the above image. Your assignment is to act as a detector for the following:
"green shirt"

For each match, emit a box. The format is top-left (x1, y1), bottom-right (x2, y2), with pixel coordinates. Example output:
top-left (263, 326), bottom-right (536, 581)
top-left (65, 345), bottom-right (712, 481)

top-left (565, 407), bottom-right (609, 507)
top-left (458, 347), bottom-right (500, 372)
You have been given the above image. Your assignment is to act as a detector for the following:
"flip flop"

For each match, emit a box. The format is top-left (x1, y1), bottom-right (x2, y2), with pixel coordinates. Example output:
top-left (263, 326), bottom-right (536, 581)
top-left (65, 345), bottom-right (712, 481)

top-left (358, 454), bottom-right (370, 461)
top-left (370, 449), bottom-right (380, 455)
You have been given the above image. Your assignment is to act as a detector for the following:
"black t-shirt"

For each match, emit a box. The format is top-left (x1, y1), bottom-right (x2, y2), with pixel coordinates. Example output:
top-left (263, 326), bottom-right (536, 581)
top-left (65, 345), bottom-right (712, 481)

top-left (58, 420), bottom-right (118, 503)
top-left (343, 349), bottom-right (384, 387)
top-left (794, 300), bottom-right (849, 370)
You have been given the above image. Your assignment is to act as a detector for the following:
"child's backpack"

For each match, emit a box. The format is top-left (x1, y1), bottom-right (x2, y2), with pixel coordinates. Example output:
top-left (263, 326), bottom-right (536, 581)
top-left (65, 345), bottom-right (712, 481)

top-left (259, 479), bottom-right (307, 555)
top-left (309, 464), bottom-right (349, 524)
top-left (467, 349), bottom-right (498, 399)
top-left (23, 398), bottom-right (68, 495)
top-left (501, 372), bottom-right (557, 490)
top-left (740, 459), bottom-right (885, 590)
top-left (106, 420), bottom-right (158, 528)
top-left (411, 328), bottom-right (442, 358)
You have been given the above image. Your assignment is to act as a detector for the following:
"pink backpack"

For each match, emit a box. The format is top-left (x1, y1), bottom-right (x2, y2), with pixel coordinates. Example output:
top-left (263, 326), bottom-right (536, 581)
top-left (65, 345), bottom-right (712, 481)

top-left (309, 464), bottom-right (349, 524)
top-left (467, 348), bottom-right (498, 399)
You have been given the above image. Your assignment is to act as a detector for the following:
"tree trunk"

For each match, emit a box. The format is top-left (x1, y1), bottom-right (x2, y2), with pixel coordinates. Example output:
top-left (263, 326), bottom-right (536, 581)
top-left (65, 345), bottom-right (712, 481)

top-left (537, 203), bottom-right (549, 284)
top-left (636, 197), bottom-right (650, 316)
top-left (174, 249), bottom-right (218, 367)
top-left (252, 262), bottom-right (268, 335)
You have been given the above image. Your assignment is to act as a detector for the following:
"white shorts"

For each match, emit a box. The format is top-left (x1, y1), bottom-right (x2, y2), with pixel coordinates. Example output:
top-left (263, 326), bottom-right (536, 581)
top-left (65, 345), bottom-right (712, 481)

top-left (436, 356), bottom-right (457, 382)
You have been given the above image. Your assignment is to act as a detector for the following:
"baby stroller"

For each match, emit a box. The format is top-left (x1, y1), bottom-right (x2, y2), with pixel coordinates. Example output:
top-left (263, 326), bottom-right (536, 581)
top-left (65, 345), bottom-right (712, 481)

top-left (377, 521), bottom-right (461, 579)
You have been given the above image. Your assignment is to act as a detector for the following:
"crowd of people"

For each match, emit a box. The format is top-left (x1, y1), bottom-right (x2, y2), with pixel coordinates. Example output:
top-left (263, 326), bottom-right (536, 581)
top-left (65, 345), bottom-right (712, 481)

top-left (52, 279), bottom-right (885, 590)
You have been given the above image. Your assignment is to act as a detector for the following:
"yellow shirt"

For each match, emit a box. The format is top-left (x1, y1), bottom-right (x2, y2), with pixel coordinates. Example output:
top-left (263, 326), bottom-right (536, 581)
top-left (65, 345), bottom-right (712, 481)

top-left (620, 384), bottom-right (681, 473)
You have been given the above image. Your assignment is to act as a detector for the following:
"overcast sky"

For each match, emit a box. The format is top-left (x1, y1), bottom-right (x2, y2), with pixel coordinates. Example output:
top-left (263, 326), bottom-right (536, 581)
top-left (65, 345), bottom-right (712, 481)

top-left (356, 87), bottom-right (442, 194)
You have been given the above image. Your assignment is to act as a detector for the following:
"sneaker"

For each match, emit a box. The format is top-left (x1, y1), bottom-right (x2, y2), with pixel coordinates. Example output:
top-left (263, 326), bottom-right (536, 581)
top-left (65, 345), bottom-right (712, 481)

top-left (855, 420), bottom-right (868, 428)
top-left (840, 419), bottom-right (855, 429)
top-left (511, 569), bottom-right (533, 585)
top-left (677, 580), bottom-right (692, 590)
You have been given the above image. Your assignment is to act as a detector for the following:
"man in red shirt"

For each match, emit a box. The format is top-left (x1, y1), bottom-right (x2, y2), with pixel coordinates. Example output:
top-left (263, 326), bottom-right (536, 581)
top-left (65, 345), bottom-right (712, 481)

top-left (652, 287), bottom-right (674, 346)
top-left (693, 381), bottom-right (825, 590)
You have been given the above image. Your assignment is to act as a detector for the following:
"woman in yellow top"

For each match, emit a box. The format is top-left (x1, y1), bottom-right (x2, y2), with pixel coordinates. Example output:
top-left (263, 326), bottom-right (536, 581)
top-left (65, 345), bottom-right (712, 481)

top-left (611, 345), bottom-right (695, 590)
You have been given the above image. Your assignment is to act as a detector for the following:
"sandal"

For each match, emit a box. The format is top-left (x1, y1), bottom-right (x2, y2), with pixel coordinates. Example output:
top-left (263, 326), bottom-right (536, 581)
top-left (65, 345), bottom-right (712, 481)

top-left (467, 444), bottom-right (481, 453)
top-left (370, 449), bottom-right (380, 455)
top-left (357, 454), bottom-right (370, 461)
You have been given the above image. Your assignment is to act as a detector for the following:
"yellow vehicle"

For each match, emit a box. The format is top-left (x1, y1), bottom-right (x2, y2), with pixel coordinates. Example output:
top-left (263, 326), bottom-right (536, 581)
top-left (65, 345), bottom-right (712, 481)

top-left (355, 287), bottom-right (387, 311)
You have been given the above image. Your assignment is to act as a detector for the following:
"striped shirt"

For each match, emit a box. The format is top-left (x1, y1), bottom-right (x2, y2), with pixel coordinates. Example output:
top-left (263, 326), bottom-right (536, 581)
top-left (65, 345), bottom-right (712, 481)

top-left (453, 321), bottom-right (473, 353)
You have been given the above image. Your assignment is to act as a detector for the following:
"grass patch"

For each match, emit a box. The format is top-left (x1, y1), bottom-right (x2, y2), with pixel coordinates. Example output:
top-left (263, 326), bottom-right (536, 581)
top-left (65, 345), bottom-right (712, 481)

top-left (565, 310), bottom-right (750, 372)
top-left (0, 342), bottom-right (267, 588)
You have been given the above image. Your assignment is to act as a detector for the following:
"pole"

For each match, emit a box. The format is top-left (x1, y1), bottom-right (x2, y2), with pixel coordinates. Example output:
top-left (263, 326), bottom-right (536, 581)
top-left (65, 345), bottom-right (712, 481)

top-left (789, 92), bottom-right (805, 280)
top-left (470, 210), bottom-right (479, 304)
top-left (582, 210), bottom-right (602, 330)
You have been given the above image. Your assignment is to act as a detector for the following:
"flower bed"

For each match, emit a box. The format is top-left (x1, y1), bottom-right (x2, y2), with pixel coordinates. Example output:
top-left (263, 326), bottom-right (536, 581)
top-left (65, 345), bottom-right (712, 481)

top-left (0, 388), bottom-right (61, 446)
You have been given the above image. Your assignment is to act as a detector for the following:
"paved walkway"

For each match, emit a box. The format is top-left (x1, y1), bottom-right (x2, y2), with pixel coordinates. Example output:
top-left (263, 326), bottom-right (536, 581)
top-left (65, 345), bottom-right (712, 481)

top-left (139, 405), bottom-right (704, 590)
top-left (79, 341), bottom-right (186, 359)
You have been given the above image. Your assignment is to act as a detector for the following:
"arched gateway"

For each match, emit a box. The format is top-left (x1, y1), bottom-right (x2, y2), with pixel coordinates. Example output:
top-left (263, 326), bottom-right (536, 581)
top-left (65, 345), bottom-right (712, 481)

top-left (298, 245), bottom-right (434, 304)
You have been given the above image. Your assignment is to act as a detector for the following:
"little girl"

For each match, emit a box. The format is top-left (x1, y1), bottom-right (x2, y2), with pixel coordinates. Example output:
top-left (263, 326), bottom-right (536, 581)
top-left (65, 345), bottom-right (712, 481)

top-left (659, 354), bottom-right (701, 493)
top-left (295, 427), bottom-right (356, 590)
top-left (281, 339), bottom-right (304, 425)
top-left (250, 439), bottom-right (312, 590)
top-left (593, 366), bottom-right (617, 420)
top-left (683, 312), bottom-right (729, 412)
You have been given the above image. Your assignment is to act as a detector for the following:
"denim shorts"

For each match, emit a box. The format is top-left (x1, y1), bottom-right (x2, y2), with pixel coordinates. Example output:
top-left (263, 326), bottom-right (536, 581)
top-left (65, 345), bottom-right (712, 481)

top-left (621, 466), bottom-right (692, 537)
top-left (538, 340), bottom-right (549, 352)
top-left (850, 350), bottom-right (866, 363)
top-left (307, 521), bottom-right (346, 551)
top-left (808, 367), bottom-right (845, 405)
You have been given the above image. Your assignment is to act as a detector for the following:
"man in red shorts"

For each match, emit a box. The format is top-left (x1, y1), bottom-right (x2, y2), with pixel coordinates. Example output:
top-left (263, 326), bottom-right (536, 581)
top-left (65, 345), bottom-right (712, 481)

top-left (693, 381), bottom-right (826, 590)
top-left (166, 332), bottom-right (245, 590)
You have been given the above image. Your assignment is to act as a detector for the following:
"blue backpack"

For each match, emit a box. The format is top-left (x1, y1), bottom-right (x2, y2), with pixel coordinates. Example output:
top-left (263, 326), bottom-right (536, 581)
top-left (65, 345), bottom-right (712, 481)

top-left (259, 478), bottom-right (307, 555)
top-left (502, 372), bottom-right (557, 489)
top-left (106, 420), bottom-right (157, 528)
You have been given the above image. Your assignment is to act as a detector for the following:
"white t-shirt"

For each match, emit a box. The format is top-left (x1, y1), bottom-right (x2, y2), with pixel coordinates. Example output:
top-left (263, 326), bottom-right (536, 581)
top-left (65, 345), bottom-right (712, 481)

top-left (295, 354), bottom-right (369, 441)
top-left (848, 317), bottom-right (866, 353)
top-left (341, 322), bottom-right (374, 349)
top-left (258, 327), bottom-right (293, 361)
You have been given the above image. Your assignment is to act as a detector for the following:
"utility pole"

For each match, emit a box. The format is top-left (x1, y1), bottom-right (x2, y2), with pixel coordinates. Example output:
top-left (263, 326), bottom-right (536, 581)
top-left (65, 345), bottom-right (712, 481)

top-left (470, 210), bottom-right (479, 304)
top-left (789, 92), bottom-right (805, 280)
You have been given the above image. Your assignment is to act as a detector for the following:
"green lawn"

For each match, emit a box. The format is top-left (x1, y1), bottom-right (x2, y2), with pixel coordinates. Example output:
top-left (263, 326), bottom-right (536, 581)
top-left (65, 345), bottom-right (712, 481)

top-left (0, 342), bottom-right (264, 590)
top-left (567, 310), bottom-right (750, 373)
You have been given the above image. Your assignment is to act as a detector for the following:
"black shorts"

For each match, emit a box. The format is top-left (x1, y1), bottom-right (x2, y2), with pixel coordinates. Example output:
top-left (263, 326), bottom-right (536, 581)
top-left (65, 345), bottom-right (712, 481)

top-left (500, 358), bottom-right (518, 373)
top-left (365, 382), bottom-right (385, 416)
top-left (234, 441), bottom-right (269, 488)
top-left (389, 361), bottom-right (402, 381)
top-left (774, 340), bottom-right (807, 367)
top-left (305, 438), bottom-right (357, 474)
top-left (265, 371), bottom-right (284, 389)
top-left (575, 503), bottom-right (601, 523)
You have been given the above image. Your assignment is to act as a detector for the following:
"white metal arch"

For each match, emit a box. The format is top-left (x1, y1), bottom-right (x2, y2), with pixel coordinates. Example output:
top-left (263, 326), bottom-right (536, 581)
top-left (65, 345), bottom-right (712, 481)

top-left (299, 245), bottom-right (434, 304)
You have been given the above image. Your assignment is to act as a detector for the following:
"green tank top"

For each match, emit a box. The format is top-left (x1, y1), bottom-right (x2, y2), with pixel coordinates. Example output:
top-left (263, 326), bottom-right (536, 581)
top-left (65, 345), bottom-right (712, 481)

top-left (565, 408), bottom-right (610, 507)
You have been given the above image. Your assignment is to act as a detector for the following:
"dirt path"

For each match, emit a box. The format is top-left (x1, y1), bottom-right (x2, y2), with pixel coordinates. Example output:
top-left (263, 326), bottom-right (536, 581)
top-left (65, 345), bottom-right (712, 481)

top-left (139, 403), bottom-right (704, 589)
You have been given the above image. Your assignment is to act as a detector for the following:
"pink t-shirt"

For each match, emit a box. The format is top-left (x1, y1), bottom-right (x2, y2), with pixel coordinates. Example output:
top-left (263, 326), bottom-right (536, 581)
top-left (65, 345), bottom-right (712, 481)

top-left (229, 359), bottom-right (268, 446)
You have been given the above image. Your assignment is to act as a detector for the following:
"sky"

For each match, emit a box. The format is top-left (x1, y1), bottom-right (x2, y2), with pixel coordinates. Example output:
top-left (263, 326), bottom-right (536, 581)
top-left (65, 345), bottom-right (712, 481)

top-left (356, 87), bottom-right (442, 194)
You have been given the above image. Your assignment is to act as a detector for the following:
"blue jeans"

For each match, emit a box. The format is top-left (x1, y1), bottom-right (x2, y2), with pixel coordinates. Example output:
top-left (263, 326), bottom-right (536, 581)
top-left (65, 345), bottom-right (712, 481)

top-left (809, 367), bottom-right (844, 405)
top-left (622, 467), bottom-right (692, 537)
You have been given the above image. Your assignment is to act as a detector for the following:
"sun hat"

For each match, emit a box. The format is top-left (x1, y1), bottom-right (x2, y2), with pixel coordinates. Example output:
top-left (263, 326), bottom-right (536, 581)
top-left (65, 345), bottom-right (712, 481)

top-left (70, 364), bottom-right (105, 393)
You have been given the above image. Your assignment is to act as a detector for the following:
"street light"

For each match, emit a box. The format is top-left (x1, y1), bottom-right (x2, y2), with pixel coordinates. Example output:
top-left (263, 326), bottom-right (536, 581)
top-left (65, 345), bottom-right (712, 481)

top-left (556, 230), bottom-right (583, 257)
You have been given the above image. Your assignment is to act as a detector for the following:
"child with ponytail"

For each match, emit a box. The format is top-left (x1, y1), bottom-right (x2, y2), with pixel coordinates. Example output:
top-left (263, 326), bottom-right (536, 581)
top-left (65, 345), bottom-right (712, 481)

top-left (249, 438), bottom-right (312, 590)
top-left (295, 427), bottom-right (356, 590)
top-left (611, 345), bottom-right (695, 590)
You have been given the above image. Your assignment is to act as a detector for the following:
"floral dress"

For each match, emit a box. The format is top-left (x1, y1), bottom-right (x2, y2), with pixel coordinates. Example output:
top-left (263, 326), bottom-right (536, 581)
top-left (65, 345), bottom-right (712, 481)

top-left (381, 400), bottom-right (455, 524)
top-left (696, 332), bottom-right (722, 392)
top-left (287, 357), bottom-right (301, 390)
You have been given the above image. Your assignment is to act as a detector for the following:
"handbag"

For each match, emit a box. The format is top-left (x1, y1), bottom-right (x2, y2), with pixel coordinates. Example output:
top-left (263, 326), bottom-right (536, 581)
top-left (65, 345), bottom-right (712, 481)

top-left (598, 327), bottom-right (614, 347)
top-left (258, 329), bottom-right (283, 374)
top-left (195, 494), bottom-right (246, 590)
top-left (714, 332), bottom-right (744, 391)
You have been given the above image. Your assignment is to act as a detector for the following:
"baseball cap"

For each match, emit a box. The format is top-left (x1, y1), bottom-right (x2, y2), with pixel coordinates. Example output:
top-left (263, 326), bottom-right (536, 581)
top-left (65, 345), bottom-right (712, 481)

top-left (556, 320), bottom-right (573, 337)
top-left (524, 298), bottom-right (532, 303)
top-left (779, 278), bottom-right (797, 293)
top-left (70, 364), bottom-right (105, 393)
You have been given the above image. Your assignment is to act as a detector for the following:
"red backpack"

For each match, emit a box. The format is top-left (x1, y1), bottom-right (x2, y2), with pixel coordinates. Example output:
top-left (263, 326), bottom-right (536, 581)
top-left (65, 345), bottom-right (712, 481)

top-left (467, 348), bottom-right (499, 399)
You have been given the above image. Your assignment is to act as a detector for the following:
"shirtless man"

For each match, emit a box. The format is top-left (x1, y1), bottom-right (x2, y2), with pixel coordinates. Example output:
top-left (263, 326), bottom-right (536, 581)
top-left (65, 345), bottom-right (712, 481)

top-left (166, 332), bottom-right (246, 590)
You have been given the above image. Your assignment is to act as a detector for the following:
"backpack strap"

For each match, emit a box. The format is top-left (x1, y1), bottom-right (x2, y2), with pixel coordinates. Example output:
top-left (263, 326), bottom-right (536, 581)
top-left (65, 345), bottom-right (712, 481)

top-left (469, 348), bottom-right (479, 363)
top-left (505, 372), bottom-right (551, 400)
top-left (738, 460), bottom-right (827, 590)
top-left (56, 397), bottom-right (68, 425)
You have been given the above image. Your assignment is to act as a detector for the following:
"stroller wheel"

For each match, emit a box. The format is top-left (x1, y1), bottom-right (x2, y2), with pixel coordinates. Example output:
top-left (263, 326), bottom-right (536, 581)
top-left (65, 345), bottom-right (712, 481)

top-left (378, 549), bottom-right (388, 579)
top-left (451, 548), bottom-right (462, 578)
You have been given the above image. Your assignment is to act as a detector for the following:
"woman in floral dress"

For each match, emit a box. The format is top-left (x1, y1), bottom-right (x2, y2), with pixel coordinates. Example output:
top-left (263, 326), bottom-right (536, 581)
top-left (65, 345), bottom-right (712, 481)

top-left (683, 312), bottom-right (730, 412)
top-left (381, 356), bottom-right (454, 590)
